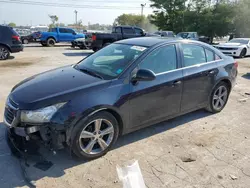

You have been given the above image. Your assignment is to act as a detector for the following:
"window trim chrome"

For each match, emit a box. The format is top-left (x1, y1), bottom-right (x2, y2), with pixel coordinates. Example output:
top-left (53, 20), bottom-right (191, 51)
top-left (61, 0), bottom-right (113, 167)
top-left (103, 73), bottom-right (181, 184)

top-left (155, 59), bottom-right (223, 76)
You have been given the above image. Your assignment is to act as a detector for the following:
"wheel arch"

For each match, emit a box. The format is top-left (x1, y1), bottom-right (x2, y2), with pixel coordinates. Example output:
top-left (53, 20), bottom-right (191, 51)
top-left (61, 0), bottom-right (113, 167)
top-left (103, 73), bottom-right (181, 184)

top-left (46, 36), bottom-right (57, 42)
top-left (0, 43), bottom-right (11, 53)
top-left (66, 105), bottom-right (124, 144)
top-left (213, 77), bottom-right (232, 93)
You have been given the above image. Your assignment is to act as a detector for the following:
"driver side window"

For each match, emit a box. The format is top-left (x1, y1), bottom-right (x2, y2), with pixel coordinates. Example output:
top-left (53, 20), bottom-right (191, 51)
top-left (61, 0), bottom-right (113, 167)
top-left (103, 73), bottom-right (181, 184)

top-left (139, 45), bottom-right (177, 74)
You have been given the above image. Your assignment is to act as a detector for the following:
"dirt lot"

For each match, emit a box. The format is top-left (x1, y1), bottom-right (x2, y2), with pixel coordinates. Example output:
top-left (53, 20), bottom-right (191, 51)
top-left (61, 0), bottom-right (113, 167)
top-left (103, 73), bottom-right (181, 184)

top-left (0, 44), bottom-right (250, 188)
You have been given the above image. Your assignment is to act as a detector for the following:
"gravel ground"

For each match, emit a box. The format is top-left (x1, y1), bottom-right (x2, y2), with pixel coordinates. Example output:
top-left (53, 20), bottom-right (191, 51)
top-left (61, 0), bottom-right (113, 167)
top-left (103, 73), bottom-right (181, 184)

top-left (0, 44), bottom-right (250, 188)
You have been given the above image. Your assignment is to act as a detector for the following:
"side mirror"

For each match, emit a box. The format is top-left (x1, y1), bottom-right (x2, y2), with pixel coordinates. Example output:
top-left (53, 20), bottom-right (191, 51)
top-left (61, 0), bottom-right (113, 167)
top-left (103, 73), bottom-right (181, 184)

top-left (131, 69), bottom-right (156, 82)
top-left (73, 32), bottom-right (76, 35)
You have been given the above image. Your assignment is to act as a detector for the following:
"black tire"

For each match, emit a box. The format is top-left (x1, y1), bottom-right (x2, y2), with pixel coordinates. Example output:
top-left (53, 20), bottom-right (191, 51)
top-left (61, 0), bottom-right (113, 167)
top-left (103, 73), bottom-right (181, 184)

top-left (71, 111), bottom-right (119, 160)
top-left (46, 38), bottom-right (56, 47)
top-left (41, 42), bottom-right (47, 47)
top-left (92, 47), bottom-right (99, 52)
top-left (206, 82), bottom-right (230, 113)
top-left (0, 45), bottom-right (10, 60)
top-left (240, 48), bottom-right (247, 58)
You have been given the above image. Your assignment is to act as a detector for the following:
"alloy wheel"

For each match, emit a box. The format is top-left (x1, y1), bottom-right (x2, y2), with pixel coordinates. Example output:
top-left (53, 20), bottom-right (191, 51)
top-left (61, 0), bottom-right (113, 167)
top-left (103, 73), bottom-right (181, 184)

top-left (79, 119), bottom-right (114, 155)
top-left (212, 85), bottom-right (228, 111)
top-left (0, 47), bottom-right (9, 60)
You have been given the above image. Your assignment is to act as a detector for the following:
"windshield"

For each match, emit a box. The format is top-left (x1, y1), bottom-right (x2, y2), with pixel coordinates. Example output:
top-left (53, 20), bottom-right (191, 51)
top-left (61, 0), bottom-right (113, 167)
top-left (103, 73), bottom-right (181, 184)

top-left (177, 32), bottom-right (190, 39)
top-left (75, 43), bottom-right (147, 79)
top-left (229, 39), bottom-right (249, 44)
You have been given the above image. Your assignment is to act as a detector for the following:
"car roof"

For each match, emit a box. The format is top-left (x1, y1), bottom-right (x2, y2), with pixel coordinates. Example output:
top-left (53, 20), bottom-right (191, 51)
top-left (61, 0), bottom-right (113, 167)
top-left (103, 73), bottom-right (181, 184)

top-left (115, 37), bottom-right (182, 47)
top-left (116, 37), bottom-right (213, 47)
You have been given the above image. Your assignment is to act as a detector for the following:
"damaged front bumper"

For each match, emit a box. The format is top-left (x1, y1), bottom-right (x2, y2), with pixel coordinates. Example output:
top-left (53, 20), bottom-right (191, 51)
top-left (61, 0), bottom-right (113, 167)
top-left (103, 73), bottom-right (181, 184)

top-left (4, 121), bottom-right (68, 151)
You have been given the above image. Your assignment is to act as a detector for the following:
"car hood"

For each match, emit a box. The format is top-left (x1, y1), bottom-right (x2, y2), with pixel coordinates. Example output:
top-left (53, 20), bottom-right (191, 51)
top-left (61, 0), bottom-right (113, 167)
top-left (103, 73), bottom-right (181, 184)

top-left (218, 42), bottom-right (244, 47)
top-left (10, 65), bottom-right (109, 109)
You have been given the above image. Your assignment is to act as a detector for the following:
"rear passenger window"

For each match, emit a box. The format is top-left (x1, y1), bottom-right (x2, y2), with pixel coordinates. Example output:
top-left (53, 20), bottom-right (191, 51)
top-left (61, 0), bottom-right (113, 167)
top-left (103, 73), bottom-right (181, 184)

top-left (115, 27), bottom-right (122, 33)
top-left (205, 49), bottom-right (214, 62)
top-left (59, 28), bottom-right (67, 33)
top-left (123, 28), bottom-right (134, 34)
top-left (182, 44), bottom-right (206, 67)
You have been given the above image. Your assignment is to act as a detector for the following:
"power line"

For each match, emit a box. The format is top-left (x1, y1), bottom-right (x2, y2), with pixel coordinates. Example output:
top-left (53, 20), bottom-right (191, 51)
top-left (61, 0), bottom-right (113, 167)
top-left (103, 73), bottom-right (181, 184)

top-left (62, 0), bottom-right (150, 3)
top-left (0, 0), bottom-right (151, 9)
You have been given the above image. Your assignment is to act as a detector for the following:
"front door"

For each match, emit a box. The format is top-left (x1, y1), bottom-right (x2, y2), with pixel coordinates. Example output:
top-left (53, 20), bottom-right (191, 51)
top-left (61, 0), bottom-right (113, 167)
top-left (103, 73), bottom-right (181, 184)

top-left (180, 43), bottom-right (219, 112)
top-left (129, 44), bottom-right (183, 128)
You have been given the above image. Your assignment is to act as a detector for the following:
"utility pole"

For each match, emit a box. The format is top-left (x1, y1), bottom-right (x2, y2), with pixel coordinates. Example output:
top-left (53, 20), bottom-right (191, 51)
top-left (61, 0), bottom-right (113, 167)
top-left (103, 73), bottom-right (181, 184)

top-left (141, 3), bottom-right (146, 16)
top-left (74, 10), bottom-right (78, 26)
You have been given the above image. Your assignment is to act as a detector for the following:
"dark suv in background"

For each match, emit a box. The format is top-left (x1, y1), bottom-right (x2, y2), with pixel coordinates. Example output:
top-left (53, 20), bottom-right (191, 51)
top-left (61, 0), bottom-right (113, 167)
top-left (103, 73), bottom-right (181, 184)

top-left (0, 25), bottom-right (23, 60)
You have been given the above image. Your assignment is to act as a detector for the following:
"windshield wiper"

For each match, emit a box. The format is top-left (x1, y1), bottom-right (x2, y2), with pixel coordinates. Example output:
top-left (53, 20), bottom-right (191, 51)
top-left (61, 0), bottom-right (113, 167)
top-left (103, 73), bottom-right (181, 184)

top-left (78, 68), bottom-right (103, 79)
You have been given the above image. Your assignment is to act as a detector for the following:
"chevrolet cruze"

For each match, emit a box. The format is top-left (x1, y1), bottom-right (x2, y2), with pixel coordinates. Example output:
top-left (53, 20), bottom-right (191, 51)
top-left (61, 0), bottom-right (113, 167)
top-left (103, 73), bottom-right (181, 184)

top-left (4, 37), bottom-right (237, 159)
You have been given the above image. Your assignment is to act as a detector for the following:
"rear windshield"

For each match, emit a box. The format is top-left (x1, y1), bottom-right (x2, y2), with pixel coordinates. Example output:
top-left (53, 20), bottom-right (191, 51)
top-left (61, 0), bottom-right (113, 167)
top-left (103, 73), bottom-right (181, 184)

top-left (49, 28), bottom-right (57, 32)
top-left (11, 28), bottom-right (19, 35)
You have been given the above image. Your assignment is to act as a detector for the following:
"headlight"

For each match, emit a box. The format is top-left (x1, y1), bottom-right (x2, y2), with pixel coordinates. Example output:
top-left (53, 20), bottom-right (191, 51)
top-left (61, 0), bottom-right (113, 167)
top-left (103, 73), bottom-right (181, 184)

top-left (21, 102), bottom-right (66, 123)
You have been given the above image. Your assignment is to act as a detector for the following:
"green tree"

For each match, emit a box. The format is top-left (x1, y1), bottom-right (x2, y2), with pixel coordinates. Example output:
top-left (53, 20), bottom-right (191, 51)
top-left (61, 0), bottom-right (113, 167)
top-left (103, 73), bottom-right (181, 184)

top-left (150, 0), bottom-right (186, 32)
top-left (232, 0), bottom-right (250, 37)
top-left (150, 0), bottom-right (236, 42)
top-left (114, 14), bottom-right (157, 32)
top-left (8, 22), bottom-right (16, 27)
top-left (114, 14), bottom-right (144, 26)
top-left (49, 15), bottom-right (59, 28)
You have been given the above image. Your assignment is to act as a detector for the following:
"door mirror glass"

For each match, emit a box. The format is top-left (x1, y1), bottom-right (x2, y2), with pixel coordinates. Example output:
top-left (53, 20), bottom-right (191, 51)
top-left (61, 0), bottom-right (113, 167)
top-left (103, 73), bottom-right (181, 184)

top-left (132, 69), bottom-right (156, 82)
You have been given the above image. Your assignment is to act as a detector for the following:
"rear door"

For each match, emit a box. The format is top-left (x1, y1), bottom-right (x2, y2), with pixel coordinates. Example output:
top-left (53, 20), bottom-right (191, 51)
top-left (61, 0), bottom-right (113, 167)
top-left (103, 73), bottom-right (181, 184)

top-left (180, 43), bottom-right (219, 112)
top-left (58, 28), bottom-right (74, 42)
top-left (122, 27), bottom-right (136, 39)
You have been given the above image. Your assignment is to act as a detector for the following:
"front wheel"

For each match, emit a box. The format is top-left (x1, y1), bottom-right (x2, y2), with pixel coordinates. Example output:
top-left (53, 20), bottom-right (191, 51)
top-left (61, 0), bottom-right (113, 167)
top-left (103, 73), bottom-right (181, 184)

top-left (239, 48), bottom-right (247, 58)
top-left (0, 45), bottom-right (10, 60)
top-left (71, 111), bottom-right (119, 160)
top-left (206, 82), bottom-right (230, 113)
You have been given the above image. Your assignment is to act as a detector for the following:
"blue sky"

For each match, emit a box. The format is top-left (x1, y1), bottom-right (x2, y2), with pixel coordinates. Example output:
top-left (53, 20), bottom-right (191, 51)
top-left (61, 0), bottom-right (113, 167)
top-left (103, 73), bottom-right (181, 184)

top-left (0, 0), bottom-right (152, 26)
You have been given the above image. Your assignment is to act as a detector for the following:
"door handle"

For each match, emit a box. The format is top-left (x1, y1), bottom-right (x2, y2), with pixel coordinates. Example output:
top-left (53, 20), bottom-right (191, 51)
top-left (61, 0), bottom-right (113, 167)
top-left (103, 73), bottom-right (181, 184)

top-left (172, 80), bottom-right (182, 87)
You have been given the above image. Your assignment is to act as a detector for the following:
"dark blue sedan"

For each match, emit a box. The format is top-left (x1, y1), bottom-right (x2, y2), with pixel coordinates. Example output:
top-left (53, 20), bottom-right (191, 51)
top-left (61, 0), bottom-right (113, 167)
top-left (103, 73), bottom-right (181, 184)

top-left (4, 37), bottom-right (237, 159)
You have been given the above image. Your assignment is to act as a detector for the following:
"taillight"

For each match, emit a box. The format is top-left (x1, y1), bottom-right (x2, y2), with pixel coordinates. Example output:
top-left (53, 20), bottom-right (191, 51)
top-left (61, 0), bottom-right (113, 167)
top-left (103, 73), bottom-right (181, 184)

top-left (234, 61), bottom-right (238, 68)
top-left (12, 35), bottom-right (20, 41)
top-left (92, 35), bottom-right (96, 41)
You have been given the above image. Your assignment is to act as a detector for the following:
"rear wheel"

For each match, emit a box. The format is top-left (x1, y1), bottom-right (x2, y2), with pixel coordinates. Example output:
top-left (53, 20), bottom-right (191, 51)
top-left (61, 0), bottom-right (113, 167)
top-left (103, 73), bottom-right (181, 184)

top-left (41, 42), bottom-right (47, 47)
top-left (206, 82), bottom-right (230, 113)
top-left (47, 38), bottom-right (56, 47)
top-left (23, 39), bottom-right (29, 44)
top-left (0, 45), bottom-right (10, 60)
top-left (239, 48), bottom-right (247, 58)
top-left (71, 111), bottom-right (119, 160)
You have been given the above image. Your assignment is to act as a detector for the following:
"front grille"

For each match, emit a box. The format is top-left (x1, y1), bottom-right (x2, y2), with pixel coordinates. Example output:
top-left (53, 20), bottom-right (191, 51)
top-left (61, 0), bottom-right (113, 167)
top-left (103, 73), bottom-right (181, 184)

top-left (223, 52), bottom-right (232, 55)
top-left (4, 97), bottom-right (19, 126)
top-left (4, 107), bottom-right (15, 125)
top-left (218, 47), bottom-right (238, 50)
